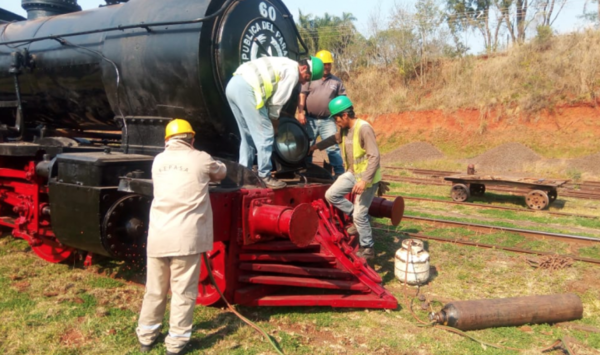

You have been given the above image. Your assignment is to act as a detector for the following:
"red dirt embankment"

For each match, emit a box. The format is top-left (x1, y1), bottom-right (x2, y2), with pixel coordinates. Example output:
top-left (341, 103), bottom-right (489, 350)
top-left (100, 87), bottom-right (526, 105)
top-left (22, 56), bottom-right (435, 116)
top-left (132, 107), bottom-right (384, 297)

top-left (369, 103), bottom-right (600, 160)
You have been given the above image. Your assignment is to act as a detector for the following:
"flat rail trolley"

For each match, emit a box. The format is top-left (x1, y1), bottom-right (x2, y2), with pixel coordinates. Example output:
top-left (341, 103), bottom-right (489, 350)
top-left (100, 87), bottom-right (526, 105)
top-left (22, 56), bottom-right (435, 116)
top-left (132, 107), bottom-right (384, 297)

top-left (444, 175), bottom-right (569, 210)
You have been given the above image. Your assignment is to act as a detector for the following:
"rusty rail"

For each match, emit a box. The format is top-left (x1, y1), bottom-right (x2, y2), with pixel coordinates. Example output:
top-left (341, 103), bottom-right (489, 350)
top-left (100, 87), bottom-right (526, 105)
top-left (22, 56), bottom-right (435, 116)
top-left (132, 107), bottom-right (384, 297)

top-left (382, 174), bottom-right (600, 201)
top-left (371, 227), bottom-right (600, 265)
top-left (382, 195), bottom-right (600, 220)
top-left (389, 216), bottom-right (600, 246)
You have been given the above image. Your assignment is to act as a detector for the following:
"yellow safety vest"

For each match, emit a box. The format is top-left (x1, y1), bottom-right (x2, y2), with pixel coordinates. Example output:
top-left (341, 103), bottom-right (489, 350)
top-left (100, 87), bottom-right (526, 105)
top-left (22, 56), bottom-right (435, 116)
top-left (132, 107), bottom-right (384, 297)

top-left (234, 58), bottom-right (281, 109)
top-left (341, 119), bottom-right (382, 188)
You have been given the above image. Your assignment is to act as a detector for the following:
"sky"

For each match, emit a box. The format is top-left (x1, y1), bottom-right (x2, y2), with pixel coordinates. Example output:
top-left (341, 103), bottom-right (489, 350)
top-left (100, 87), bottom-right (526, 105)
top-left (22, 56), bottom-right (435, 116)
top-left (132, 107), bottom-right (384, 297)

top-left (2, 0), bottom-right (594, 53)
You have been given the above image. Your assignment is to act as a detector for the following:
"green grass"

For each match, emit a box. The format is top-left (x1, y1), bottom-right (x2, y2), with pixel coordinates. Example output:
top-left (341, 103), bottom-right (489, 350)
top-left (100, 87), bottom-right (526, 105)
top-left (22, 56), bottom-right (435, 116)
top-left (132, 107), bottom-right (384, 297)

top-left (1, 179), bottom-right (600, 355)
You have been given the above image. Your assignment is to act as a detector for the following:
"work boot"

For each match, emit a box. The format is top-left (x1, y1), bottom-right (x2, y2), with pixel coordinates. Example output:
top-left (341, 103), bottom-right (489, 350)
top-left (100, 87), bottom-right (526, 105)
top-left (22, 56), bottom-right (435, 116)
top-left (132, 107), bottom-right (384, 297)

top-left (139, 342), bottom-right (154, 353)
top-left (356, 247), bottom-right (375, 261)
top-left (261, 176), bottom-right (287, 189)
top-left (346, 224), bottom-right (358, 236)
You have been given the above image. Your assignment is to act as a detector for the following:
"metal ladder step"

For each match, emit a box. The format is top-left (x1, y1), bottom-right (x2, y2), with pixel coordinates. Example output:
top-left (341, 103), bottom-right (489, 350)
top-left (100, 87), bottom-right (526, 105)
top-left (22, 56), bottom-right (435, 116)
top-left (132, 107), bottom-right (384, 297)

top-left (239, 274), bottom-right (369, 291)
top-left (239, 263), bottom-right (355, 280)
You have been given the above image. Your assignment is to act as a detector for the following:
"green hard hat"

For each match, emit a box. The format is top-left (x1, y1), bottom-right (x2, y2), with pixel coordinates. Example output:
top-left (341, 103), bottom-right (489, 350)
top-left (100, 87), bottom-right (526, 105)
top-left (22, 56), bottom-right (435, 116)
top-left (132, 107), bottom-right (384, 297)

top-left (329, 96), bottom-right (353, 117)
top-left (310, 56), bottom-right (324, 81)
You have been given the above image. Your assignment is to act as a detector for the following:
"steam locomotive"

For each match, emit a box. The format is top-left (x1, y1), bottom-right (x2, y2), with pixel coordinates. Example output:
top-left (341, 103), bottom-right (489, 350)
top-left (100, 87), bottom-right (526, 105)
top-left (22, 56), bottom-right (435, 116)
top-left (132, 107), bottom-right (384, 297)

top-left (0, 0), bottom-right (403, 308)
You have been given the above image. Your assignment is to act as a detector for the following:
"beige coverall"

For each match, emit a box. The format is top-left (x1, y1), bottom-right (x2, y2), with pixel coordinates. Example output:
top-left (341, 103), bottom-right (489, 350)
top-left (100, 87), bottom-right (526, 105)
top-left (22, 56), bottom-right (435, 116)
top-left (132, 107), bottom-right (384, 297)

top-left (137, 139), bottom-right (227, 354)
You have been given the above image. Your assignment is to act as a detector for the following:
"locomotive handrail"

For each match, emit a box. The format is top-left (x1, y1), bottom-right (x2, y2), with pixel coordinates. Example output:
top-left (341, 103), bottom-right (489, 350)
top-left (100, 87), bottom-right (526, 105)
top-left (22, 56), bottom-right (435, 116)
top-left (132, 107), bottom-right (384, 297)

top-left (0, 0), bottom-right (235, 46)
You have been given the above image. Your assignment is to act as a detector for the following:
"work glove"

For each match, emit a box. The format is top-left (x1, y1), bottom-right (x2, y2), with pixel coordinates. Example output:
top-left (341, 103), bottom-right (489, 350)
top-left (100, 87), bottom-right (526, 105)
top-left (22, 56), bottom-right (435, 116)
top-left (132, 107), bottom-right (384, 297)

top-left (377, 181), bottom-right (391, 197)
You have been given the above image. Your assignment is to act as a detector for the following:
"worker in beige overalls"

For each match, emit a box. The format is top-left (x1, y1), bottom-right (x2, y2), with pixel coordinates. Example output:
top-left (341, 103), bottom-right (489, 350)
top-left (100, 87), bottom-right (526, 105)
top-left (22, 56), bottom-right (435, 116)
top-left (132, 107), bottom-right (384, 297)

top-left (136, 119), bottom-right (227, 354)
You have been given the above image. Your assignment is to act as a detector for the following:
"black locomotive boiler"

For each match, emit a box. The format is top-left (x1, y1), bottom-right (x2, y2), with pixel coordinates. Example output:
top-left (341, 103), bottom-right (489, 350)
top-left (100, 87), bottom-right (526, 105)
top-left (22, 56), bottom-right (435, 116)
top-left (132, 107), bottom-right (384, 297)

top-left (0, 0), bottom-right (403, 309)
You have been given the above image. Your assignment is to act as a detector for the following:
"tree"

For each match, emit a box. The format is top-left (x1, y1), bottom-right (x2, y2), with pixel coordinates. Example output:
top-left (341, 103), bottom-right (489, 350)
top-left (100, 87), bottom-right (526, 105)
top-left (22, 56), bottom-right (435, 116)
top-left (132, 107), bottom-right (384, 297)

top-left (295, 11), bottom-right (359, 74)
top-left (446, 0), bottom-right (569, 50)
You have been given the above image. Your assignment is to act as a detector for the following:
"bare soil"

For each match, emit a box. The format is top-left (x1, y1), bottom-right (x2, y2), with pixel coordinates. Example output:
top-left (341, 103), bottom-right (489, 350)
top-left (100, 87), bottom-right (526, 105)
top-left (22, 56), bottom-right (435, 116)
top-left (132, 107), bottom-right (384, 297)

top-left (381, 142), bottom-right (445, 164)
top-left (465, 142), bottom-right (541, 172)
top-left (372, 103), bottom-right (600, 177)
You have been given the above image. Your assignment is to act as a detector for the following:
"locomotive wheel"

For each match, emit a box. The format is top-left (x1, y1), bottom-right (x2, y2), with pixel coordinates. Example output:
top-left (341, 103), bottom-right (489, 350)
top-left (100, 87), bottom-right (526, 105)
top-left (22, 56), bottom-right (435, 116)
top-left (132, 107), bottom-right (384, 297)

top-left (451, 184), bottom-right (470, 202)
top-left (526, 190), bottom-right (549, 210)
top-left (469, 183), bottom-right (486, 197)
top-left (32, 237), bottom-right (75, 263)
top-left (102, 194), bottom-right (151, 267)
top-left (548, 189), bottom-right (558, 204)
top-left (197, 241), bottom-right (226, 306)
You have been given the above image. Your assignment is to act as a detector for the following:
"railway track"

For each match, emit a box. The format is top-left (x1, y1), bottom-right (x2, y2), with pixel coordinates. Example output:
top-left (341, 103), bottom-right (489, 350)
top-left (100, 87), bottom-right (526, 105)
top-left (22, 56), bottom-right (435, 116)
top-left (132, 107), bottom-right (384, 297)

top-left (397, 215), bottom-right (600, 246)
top-left (385, 166), bottom-right (600, 190)
top-left (373, 213), bottom-right (600, 265)
top-left (382, 195), bottom-right (600, 220)
top-left (381, 173), bottom-right (600, 201)
top-left (372, 226), bottom-right (600, 266)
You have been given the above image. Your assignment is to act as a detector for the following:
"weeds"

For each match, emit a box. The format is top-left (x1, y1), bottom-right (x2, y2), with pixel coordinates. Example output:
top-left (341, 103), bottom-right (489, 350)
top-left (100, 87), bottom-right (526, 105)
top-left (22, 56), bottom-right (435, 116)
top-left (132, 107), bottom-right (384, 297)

top-left (1, 179), bottom-right (600, 354)
top-left (347, 31), bottom-right (600, 116)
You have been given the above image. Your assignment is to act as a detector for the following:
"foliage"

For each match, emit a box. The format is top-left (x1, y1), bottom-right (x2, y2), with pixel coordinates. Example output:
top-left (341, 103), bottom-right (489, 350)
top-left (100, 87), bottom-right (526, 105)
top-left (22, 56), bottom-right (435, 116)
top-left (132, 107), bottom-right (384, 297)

top-left (296, 10), bottom-right (358, 74)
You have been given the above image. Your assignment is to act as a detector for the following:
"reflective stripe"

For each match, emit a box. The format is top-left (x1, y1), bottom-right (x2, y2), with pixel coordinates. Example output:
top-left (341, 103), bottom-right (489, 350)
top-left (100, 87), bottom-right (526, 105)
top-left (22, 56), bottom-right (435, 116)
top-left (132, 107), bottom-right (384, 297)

top-left (169, 332), bottom-right (192, 339)
top-left (341, 119), bottom-right (382, 188)
top-left (140, 323), bottom-right (161, 331)
top-left (235, 58), bottom-right (281, 109)
top-left (355, 155), bottom-right (367, 165)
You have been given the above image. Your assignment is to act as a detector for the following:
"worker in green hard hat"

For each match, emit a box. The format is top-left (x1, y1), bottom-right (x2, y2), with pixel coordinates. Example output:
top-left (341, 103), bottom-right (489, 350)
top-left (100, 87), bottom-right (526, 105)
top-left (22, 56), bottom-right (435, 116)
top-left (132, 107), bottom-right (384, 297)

top-left (310, 96), bottom-right (382, 261)
top-left (226, 56), bottom-right (324, 189)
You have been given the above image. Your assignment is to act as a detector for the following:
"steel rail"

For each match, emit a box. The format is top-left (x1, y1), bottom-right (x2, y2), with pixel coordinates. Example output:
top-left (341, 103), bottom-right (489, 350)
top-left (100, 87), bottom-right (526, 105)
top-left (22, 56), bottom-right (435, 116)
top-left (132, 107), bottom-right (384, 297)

top-left (371, 227), bottom-right (600, 265)
top-left (383, 166), bottom-right (600, 194)
top-left (382, 195), bottom-right (600, 220)
top-left (397, 215), bottom-right (600, 245)
top-left (382, 174), bottom-right (600, 200)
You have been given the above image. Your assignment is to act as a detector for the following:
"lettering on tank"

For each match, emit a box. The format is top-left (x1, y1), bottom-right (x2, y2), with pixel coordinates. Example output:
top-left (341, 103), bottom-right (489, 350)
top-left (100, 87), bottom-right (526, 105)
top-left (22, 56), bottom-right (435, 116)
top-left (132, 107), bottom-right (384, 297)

top-left (241, 19), bottom-right (288, 63)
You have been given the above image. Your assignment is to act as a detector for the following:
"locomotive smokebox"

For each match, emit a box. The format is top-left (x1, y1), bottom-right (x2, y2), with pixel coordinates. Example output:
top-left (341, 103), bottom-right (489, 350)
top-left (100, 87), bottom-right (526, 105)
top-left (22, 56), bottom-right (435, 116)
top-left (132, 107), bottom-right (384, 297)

top-left (22, 0), bottom-right (81, 20)
top-left (1, 0), bottom-right (302, 160)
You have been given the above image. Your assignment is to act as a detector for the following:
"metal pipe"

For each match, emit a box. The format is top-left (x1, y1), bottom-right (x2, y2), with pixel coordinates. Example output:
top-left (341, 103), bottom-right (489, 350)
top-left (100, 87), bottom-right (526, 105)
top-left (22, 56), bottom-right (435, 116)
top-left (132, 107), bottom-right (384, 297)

top-left (249, 203), bottom-right (318, 247)
top-left (430, 294), bottom-right (583, 331)
top-left (11, 74), bottom-right (24, 141)
top-left (369, 196), bottom-right (405, 226)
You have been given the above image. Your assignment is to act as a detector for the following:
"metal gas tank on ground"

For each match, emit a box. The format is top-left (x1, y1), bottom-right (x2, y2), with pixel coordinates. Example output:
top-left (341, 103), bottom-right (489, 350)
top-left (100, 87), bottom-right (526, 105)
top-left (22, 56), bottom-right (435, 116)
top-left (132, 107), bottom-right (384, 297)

top-left (395, 238), bottom-right (430, 285)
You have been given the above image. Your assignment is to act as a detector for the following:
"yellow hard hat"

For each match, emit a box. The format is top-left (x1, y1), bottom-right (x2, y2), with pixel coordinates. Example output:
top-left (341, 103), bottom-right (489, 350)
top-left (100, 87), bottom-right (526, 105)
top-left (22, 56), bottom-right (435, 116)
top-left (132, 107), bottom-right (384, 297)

top-left (316, 50), bottom-right (334, 64)
top-left (165, 119), bottom-right (195, 140)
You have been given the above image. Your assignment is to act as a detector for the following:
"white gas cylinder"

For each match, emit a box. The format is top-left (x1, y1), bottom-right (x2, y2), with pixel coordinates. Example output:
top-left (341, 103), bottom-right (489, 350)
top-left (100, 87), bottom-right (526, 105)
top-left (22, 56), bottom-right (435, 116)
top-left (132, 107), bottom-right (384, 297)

top-left (395, 239), bottom-right (430, 285)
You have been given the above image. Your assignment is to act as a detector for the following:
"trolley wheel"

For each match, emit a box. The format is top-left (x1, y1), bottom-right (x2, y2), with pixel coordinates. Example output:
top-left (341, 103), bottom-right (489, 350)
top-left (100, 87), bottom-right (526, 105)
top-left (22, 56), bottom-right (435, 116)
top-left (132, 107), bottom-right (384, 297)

top-left (469, 183), bottom-right (486, 197)
top-left (451, 184), bottom-right (470, 202)
top-left (197, 241), bottom-right (227, 306)
top-left (526, 190), bottom-right (549, 210)
top-left (548, 189), bottom-right (558, 204)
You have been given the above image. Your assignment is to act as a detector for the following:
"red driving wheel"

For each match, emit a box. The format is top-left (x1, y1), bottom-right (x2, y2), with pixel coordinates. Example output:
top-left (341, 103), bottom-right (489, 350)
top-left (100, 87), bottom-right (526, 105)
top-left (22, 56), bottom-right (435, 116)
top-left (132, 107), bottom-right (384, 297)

top-left (31, 237), bottom-right (75, 263)
top-left (196, 241), bottom-right (227, 306)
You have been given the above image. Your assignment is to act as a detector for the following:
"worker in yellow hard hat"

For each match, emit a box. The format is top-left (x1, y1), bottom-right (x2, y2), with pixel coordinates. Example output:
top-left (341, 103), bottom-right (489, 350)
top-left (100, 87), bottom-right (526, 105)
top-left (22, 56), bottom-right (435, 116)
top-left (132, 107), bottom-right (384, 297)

top-left (298, 50), bottom-right (346, 178)
top-left (137, 118), bottom-right (227, 355)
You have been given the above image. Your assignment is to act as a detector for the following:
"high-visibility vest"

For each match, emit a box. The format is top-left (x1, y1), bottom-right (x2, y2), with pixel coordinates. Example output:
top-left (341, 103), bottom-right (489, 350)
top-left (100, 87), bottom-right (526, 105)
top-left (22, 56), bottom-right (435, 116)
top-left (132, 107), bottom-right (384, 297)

top-left (341, 119), bottom-right (382, 187)
top-left (234, 57), bottom-right (281, 109)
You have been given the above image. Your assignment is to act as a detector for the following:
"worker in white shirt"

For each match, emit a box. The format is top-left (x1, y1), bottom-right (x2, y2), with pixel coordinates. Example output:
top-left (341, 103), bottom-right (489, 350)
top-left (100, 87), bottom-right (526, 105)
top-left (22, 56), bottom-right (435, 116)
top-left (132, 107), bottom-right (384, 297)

top-left (226, 56), bottom-right (324, 189)
top-left (136, 119), bottom-right (227, 355)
